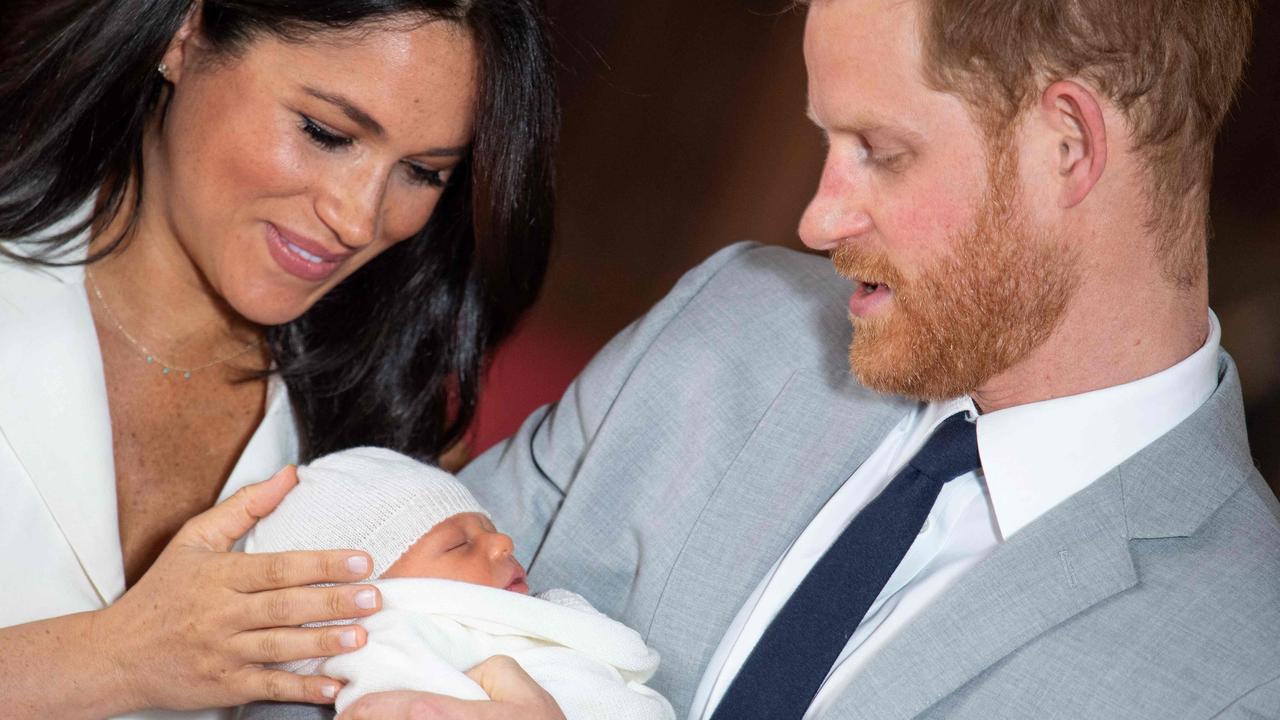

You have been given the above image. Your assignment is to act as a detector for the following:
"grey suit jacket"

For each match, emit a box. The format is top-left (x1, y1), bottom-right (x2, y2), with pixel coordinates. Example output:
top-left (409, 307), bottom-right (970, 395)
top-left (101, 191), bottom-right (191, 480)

top-left (246, 243), bottom-right (1280, 720)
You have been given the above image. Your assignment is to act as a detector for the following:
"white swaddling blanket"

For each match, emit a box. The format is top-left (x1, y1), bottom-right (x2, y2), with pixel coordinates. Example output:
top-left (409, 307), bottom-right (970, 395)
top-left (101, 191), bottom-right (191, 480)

top-left (290, 578), bottom-right (675, 719)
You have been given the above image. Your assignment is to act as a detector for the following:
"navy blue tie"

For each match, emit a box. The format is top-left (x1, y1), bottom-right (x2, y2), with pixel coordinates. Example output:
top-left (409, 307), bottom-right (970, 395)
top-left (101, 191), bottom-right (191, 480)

top-left (709, 412), bottom-right (980, 720)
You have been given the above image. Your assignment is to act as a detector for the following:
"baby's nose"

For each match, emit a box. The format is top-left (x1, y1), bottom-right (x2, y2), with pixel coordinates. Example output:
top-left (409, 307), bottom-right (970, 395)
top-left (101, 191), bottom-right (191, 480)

top-left (483, 531), bottom-right (515, 558)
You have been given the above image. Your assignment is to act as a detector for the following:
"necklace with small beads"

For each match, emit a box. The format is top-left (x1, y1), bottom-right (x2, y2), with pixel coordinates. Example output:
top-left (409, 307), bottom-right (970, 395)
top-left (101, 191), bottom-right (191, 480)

top-left (86, 268), bottom-right (263, 380)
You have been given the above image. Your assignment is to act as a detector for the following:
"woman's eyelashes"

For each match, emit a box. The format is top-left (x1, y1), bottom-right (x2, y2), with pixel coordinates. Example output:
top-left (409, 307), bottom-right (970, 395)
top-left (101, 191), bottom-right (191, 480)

top-left (299, 114), bottom-right (448, 188)
top-left (300, 115), bottom-right (351, 150)
top-left (404, 163), bottom-right (447, 188)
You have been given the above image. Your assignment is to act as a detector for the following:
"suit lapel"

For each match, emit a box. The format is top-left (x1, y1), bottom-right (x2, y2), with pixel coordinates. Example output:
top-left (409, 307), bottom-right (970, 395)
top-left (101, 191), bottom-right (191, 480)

top-left (822, 352), bottom-right (1253, 720)
top-left (646, 369), bottom-right (911, 710)
top-left (825, 470), bottom-right (1136, 719)
top-left (0, 259), bottom-right (124, 605)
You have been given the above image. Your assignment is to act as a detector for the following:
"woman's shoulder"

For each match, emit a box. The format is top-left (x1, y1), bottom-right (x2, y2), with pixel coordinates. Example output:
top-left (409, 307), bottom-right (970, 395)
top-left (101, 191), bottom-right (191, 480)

top-left (0, 252), bottom-right (85, 322)
top-left (0, 201), bottom-right (94, 316)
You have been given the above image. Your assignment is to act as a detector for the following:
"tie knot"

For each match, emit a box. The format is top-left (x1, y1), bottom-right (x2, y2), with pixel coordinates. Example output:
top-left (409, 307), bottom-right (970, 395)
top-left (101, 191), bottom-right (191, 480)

top-left (909, 412), bottom-right (980, 483)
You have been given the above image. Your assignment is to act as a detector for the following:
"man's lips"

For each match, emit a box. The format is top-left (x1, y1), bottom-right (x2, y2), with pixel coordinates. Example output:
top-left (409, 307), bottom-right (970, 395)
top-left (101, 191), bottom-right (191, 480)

top-left (849, 278), bottom-right (894, 318)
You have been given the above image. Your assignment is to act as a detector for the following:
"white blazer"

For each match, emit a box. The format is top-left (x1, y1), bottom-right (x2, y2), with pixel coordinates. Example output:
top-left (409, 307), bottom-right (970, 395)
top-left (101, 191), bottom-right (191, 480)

top-left (0, 211), bottom-right (300, 720)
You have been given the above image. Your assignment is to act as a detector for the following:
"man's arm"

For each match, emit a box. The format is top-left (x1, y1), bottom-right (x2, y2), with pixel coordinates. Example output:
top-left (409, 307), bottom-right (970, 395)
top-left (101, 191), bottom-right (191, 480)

top-left (1211, 673), bottom-right (1280, 719)
top-left (238, 702), bottom-right (333, 720)
top-left (459, 242), bottom-right (760, 563)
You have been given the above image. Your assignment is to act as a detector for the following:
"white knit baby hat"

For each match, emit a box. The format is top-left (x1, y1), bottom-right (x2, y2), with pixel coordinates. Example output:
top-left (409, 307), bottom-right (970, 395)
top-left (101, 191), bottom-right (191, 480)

top-left (245, 446), bottom-right (490, 579)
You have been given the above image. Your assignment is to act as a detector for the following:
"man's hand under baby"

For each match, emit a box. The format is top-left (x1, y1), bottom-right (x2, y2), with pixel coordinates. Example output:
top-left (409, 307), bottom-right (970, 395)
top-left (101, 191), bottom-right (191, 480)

top-left (337, 656), bottom-right (565, 720)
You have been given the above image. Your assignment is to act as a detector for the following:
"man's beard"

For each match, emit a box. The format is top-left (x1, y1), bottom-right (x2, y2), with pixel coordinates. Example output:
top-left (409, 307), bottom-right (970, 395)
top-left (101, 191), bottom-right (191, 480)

top-left (832, 145), bottom-right (1080, 401)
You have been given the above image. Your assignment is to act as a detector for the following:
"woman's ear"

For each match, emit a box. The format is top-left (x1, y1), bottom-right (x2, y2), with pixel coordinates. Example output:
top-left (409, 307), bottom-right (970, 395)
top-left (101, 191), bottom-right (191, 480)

top-left (1037, 79), bottom-right (1108, 209)
top-left (159, 3), bottom-right (204, 84)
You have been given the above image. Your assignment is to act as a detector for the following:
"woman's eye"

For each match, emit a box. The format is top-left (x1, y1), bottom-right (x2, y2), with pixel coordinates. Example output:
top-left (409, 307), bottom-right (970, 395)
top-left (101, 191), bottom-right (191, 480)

top-left (300, 115), bottom-right (352, 150)
top-left (405, 162), bottom-right (446, 188)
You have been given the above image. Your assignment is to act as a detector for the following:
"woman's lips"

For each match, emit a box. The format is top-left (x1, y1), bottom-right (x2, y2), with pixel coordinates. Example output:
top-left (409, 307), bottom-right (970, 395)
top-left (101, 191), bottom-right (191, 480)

top-left (265, 223), bottom-right (349, 282)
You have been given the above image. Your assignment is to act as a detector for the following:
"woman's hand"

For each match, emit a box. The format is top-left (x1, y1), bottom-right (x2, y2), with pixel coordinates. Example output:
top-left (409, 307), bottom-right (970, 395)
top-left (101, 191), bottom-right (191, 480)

top-left (99, 465), bottom-right (382, 713)
top-left (336, 656), bottom-right (566, 720)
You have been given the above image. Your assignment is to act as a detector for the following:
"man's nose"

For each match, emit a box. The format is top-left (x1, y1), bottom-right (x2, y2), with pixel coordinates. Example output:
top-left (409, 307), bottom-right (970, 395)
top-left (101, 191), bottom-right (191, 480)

top-left (316, 164), bottom-right (384, 250)
top-left (798, 153), bottom-right (873, 252)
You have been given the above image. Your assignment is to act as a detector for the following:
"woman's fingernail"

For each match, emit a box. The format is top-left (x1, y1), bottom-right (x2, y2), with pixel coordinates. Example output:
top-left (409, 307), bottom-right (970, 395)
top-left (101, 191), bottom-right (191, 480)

top-left (355, 589), bottom-right (378, 609)
top-left (340, 629), bottom-right (359, 648)
top-left (321, 683), bottom-right (337, 699)
top-left (346, 555), bottom-right (370, 575)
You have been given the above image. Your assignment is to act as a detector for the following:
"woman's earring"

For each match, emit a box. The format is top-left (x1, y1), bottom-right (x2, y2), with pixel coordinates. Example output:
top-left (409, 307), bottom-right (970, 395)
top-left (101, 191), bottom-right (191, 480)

top-left (158, 62), bottom-right (170, 80)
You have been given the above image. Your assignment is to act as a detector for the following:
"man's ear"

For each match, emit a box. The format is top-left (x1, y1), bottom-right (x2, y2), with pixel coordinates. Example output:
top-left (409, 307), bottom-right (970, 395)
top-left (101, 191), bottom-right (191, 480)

top-left (1037, 80), bottom-right (1108, 209)
top-left (159, 3), bottom-right (204, 84)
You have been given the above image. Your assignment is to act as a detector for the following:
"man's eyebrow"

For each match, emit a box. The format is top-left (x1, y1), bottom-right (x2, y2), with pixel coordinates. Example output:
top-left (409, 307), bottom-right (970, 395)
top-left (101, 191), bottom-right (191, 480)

top-left (303, 86), bottom-right (385, 136)
top-left (805, 104), bottom-right (925, 142)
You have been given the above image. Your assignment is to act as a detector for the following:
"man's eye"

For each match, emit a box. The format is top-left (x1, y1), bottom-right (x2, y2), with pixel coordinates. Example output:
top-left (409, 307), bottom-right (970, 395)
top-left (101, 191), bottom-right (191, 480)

top-left (874, 153), bottom-right (908, 170)
top-left (300, 115), bottom-right (352, 150)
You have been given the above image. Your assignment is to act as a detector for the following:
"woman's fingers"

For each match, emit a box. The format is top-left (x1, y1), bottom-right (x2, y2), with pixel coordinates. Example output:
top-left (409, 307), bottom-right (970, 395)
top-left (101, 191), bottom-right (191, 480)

top-left (229, 549), bottom-right (373, 592)
top-left (178, 465), bottom-right (299, 551)
top-left (233, 625), bottom-right (368, 664)
top-left (242, 585), bottom-right (382, 629)
top-left (241, 667), bottom-right (343, 706)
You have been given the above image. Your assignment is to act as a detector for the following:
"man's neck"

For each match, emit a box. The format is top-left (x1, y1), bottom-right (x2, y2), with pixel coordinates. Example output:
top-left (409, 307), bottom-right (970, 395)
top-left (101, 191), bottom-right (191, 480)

top-left (970, 274), bottom-right (1209, 414)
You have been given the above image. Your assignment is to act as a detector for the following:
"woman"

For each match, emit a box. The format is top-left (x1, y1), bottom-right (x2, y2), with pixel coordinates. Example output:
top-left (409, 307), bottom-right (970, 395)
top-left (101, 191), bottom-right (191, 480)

top-left (0, 0), bottom-right (556, 717)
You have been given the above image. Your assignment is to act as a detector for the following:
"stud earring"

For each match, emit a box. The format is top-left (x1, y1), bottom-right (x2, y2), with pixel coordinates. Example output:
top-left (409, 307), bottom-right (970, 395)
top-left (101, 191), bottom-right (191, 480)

top-left (158, 62), bottom-right (170, 80)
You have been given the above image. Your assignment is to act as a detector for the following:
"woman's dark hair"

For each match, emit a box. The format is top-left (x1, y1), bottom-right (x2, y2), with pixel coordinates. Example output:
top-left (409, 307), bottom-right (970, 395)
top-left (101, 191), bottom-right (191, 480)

top-left (0, 0), bottom-right (557, 462)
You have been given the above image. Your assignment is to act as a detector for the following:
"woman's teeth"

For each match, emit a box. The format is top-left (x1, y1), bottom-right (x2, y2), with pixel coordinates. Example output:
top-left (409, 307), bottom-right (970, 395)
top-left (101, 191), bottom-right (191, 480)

top-left (287, 242), bottom-right (324, 264)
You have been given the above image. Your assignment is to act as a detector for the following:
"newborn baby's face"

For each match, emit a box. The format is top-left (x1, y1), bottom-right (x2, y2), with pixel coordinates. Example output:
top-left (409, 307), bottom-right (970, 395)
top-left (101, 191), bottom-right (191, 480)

top-left (383, 512), bottom-right (529, 594)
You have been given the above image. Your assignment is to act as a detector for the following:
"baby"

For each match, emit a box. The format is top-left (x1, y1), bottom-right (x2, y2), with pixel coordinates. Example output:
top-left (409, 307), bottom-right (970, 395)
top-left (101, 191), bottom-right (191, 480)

top-left (244, 447), bottom-right (674, 720)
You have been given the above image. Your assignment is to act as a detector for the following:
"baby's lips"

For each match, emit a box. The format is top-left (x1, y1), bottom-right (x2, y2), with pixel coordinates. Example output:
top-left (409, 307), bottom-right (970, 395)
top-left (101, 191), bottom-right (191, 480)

top-left (504, 565), bottom-right (529, 593)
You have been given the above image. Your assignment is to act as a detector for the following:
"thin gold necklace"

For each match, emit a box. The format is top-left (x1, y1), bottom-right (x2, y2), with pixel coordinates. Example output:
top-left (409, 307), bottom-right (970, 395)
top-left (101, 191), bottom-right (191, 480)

top-left (86, 268), bottom-right (263, 380)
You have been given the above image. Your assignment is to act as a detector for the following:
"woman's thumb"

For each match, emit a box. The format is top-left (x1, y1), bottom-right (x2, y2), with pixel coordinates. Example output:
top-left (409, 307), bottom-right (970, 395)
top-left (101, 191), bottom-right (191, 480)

top-left (178, 465), bottom-right (299, 551)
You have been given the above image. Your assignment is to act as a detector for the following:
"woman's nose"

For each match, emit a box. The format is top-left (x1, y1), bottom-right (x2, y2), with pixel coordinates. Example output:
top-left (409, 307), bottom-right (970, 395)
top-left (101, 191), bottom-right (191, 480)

top-left (316, 166), bottom-right (384, 249)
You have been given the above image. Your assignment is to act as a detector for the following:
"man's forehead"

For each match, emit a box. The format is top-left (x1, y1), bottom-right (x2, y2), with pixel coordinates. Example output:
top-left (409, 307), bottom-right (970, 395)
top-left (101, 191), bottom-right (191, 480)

top-left (803, 0), bottom-right (931, 133)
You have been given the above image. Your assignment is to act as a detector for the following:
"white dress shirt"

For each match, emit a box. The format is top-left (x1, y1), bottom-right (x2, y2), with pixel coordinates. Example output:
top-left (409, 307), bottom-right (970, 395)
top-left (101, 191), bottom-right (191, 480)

top-left (689, 313), bottom-right (1222, 719)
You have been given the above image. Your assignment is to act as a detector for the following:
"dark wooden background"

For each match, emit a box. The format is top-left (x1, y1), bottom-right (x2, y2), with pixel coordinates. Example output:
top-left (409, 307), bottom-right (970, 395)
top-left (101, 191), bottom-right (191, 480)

top-left (2, 2), bottom-right (1275, 491)
top-left (475, 0), bottom-right (1280, 497)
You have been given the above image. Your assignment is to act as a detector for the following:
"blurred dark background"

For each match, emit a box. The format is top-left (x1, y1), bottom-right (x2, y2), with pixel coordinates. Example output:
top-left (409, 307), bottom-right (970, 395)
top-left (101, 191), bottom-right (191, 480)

top-left (1, 1), bottom-right (1274, 492)
top-left (472, 0), bottom-right (1280, 497)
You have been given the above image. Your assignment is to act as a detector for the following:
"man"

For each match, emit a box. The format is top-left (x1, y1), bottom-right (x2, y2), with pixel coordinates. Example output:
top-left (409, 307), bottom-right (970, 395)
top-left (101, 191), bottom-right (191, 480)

top-left (261, 0), bottom-right (1279, 718)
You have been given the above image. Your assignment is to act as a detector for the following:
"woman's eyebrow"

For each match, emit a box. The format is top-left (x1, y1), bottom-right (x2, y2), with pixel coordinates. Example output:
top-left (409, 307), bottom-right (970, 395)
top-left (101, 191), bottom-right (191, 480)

top-left (302, 85), bottom-right (469, 158)
top-left (303, 86), bottom-right (385, 136)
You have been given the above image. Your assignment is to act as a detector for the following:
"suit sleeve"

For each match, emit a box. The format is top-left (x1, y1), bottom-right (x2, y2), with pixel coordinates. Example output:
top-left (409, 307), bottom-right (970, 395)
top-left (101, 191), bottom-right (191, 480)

top-left (235, 702), bottom-right (333, 720)
top-left (459, 242), bottom-right (759, 565)
top-left (1212, 673), bottom-right (1280, 719)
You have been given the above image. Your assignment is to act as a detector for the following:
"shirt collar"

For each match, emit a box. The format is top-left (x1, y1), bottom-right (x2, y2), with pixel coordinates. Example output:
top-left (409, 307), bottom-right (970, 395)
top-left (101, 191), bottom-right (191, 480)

top-left (967, 312), bottom-right (1222, 540)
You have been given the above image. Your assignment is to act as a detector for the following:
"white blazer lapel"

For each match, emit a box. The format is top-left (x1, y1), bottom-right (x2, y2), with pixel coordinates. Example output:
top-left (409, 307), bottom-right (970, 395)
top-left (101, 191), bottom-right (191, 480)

top-left (0, 259), bottom-right (124, 605)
